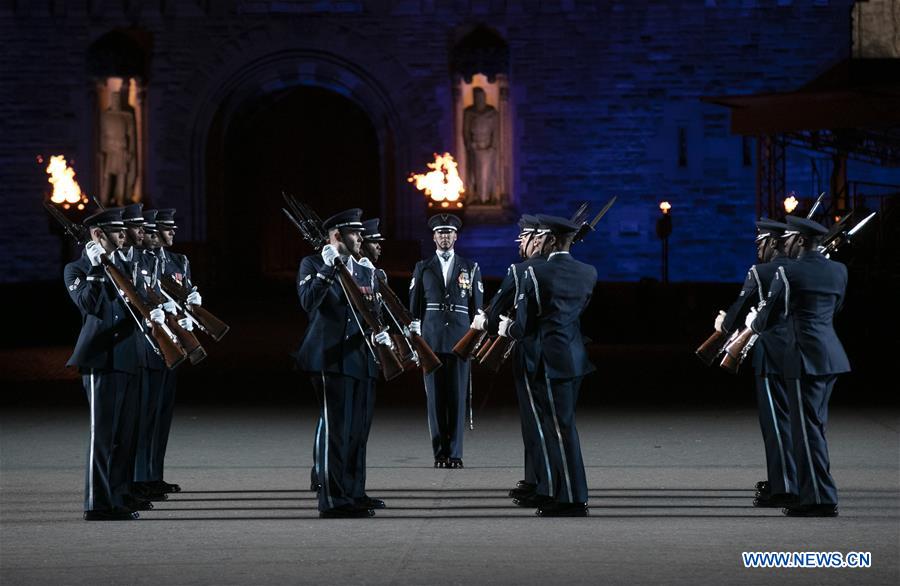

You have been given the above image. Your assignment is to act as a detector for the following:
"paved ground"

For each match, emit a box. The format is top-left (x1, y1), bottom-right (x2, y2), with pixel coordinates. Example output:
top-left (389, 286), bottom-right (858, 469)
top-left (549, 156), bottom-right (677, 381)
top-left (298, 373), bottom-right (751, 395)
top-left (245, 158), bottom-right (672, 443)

top-left (1, 404), bottom-right (898, 585)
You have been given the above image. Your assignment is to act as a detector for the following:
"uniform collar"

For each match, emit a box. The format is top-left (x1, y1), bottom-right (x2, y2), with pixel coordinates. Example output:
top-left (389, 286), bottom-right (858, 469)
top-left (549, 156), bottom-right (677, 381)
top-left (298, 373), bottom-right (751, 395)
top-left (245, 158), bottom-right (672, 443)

top-left (548, 251), bottom-right (570, 260)
top-left (436, 249), bottom-right (455, 261)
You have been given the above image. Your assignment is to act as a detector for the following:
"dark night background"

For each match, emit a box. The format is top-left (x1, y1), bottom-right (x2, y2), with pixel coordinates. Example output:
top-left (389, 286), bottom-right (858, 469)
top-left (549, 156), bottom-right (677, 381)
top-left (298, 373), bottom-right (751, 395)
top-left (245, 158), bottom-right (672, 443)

top-left (1, 0), bottom-right (898, 409)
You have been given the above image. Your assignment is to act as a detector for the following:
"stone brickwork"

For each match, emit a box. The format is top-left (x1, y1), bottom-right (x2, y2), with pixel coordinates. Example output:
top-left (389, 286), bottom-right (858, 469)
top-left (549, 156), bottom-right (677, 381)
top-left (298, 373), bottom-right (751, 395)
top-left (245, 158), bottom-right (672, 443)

top-left (2, 0), bottom-right (880, 283)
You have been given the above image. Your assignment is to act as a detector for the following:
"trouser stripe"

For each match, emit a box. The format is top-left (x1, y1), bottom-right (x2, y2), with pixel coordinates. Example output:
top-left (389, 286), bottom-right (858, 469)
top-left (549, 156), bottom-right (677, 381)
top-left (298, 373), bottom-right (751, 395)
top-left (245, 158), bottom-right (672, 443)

top-left (522, 373), bottom-right (553, 498)
top-left (764, 376), bottom-right (790, 493)
top-left (545, 373), bottom-right (573, 503)
top-left (795, 380), bottom-right (821, 504)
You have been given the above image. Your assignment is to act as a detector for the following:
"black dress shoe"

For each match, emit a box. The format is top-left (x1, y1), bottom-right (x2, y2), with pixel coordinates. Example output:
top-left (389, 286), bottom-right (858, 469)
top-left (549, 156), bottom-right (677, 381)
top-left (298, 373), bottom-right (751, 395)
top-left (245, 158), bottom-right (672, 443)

top-left (753, 493), bottom-right (798, 508)
top-left (755, 480), bottom-right (770, 493)
top-left (516, 480), bottom-right (537, 490)
top-left (124, 496), bottom-right (154, 511)
top-left (513, 493), bottom-right (554, 508)
top-left (145, 492), bottom-right (169, 502)
top-left (310, 480), bottom-right (321, 492)
top-left (447, 458), bottom-right (464, 469)
top-left (509, 486), bottom-right (537, 499)
top-left (84, 509), bottom-right (140, 521)
top-left (356, 496), bottom-right (386, 509)
top-left (158, 481), bottom-right (181, 493)
top-left (783, 503), bottom-right (838, 517)
top-left (319, 505), bottom-right (375, 518)
top-left (434, 456), bottom-right (448, 468)
top-left (536, 502), bottom-right (589, 517)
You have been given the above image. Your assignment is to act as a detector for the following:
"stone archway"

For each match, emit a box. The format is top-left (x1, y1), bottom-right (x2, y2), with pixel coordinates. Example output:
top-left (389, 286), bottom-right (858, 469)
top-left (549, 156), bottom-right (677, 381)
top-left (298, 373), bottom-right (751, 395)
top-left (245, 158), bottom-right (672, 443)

top-left (174, 22), bottom-right (437, 247)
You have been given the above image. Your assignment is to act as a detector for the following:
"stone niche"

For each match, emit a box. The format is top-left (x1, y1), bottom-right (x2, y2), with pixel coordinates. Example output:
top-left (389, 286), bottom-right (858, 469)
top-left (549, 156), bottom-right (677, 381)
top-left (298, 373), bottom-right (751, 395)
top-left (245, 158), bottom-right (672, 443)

top-left (87, 30), bottom-right (150, 207)
top-left (451, 25), bottom-right (514, 219)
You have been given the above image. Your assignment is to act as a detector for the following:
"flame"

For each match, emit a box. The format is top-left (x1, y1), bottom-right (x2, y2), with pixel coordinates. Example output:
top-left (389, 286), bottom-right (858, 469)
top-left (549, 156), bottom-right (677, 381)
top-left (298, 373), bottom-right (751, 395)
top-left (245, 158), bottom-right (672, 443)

top-left (783, 195), bottom-right (799, 214)
top-left (45, 155), bottom-right (87, 205)
top-left (659, 201), bottom-right (671, 214)
top-left (408, 153), bottom-right (465, 203)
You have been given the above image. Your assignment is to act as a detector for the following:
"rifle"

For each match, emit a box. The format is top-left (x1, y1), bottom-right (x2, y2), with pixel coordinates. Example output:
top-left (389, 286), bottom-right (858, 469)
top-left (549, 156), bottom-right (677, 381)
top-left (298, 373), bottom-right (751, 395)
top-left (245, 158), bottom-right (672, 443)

top-left (44, 201), bottom-right (188, 369)
top-left (281, 194), bottom-right (405, 381)
top-left (374, 271), bottom-right (442, 374)
top-left (159, 275), bottom-right (230, 341)
top-left (145, 285), bottom-right (208, 365)
top-left (695, 330), bottom-right (729, 366)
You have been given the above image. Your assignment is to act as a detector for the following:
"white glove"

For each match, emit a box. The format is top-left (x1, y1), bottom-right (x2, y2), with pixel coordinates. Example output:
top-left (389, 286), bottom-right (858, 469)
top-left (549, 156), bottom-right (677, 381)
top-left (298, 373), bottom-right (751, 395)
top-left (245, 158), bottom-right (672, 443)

top-left (713, 310), bottom-right (726, 333)
top-left (149, 308), bottom-right (166, 325)
top-left (471, 310), bottom-right (486, 331)
top-left (744, 307), bottom-right (758, 332)
top-left (85, 241), bottom-right (104, 267)
top-left (373, 330), bottom-right (394, 349)
top-left (498, 315), bottom-right (512, 338)
top-left (162, 300), bottom-right (178, 314)
top-left (357, 257), bottom-right (374, 269)
top-left (178, 317), bottom-right (194, 331)
top-left (186, 290), bottom-right (202, 306)
top-left (409, 319), bottom-right (421, 336)
top-left (321, 244), bottom-right (339, 267)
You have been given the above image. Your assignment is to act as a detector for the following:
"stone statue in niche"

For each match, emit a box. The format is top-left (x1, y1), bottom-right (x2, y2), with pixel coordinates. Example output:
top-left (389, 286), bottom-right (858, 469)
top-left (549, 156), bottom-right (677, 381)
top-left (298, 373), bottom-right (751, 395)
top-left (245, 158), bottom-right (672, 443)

top-left (99, 90), bottom-right (137, 205)
top-left (463, 87), bottom-right (499, 204)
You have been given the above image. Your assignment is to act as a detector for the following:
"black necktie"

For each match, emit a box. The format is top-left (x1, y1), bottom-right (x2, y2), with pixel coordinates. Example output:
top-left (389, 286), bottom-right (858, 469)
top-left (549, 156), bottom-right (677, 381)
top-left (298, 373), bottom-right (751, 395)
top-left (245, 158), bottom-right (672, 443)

top-left (441, 252), bottom-right (451, 262)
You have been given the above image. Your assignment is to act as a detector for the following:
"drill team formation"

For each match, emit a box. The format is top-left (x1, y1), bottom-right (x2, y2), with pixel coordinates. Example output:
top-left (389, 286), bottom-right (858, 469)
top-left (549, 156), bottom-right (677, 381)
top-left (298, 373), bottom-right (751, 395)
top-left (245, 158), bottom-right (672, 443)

top-left (54, 194), bottom-right (871, 520)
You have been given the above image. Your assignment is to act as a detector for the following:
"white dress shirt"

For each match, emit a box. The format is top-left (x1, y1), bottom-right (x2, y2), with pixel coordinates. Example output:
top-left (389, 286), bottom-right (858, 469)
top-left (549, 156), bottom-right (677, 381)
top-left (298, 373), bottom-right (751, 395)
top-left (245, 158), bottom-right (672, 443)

top-left (436, 249), bottom-right (455, 286)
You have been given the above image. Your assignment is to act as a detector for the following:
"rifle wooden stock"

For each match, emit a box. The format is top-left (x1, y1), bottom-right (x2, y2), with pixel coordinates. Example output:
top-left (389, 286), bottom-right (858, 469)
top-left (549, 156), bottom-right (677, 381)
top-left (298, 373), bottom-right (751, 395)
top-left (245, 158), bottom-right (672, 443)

top-left (475, 334), bottom-right (496, 362)
top-left (160, 275), bottom-right (230, 341)
top-left (453, 327), bottom-right (488, 360)
top-left (374, 272), bottom-right (442, 374)
top-left (719, 327), bottom-right (757, 374)
top-left (335, 261), bottom-right (405, 381)
top-left (695, 330), bottom-right (728, 366)
top-left (145, 287), bottom-right (207, 365)
top-left (480, 335), bottom-right (516, 373)
top-left (99, 256), bottom-right (187, 369)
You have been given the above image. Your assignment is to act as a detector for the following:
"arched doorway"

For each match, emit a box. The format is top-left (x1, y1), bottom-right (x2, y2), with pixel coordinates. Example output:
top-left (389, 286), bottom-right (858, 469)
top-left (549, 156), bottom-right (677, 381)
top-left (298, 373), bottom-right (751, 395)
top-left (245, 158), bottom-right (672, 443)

top-left (216, 86), bottom-right (381, 287)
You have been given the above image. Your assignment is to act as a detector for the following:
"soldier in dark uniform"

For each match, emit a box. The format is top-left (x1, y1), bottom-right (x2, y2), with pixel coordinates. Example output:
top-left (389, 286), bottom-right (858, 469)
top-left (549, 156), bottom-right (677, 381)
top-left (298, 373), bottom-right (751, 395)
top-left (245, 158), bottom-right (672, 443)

top-left (308, 217), bottom-right (388, 507)
top-left (474, 214), bottom-right (551, 504)
top-left (716, 219), bottom-right (798, 508)
top-left (504, 214), bottom-right (596, 517)
top-left (409, 214), bottom-right (483, 468)
top-left (296, 208), bottom-right (390, 517)
top-left (144, 208), bottom-right (196, 494)
top-left (751, 216), bottom-right (849, 517)
top-left (127, 210), bottom-right (174, 501)
top-left (64, 208), bottom-right (157, 520)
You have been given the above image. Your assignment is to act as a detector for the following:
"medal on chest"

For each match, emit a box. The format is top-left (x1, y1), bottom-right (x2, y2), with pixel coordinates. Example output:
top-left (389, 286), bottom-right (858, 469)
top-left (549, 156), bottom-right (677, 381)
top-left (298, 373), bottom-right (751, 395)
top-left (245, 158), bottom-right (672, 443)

top-left (458, 269), bottom-right (471, 298)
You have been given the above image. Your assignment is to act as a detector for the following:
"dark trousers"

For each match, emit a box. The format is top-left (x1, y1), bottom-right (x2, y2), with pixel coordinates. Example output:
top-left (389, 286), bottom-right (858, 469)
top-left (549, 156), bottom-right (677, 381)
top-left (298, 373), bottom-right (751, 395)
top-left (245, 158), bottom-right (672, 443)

top-left (82, 369), bottom-right (140, 512)
top-left (135, 368), bottom-right (175, 482)
top-left (151, 370), bottom-right (178, 481)
top-left (423, 353), bottom-right (470, 459)
top-left (530, 372), bottom-right (588, 504)
top-left (310, 372), bottom-right (373, 512)
top-left (513, 355), bottom-right (549, 492)
top-left (788, 375), bottom-right (839, 506)
top-left (755, 374), bottom-right (797, 495)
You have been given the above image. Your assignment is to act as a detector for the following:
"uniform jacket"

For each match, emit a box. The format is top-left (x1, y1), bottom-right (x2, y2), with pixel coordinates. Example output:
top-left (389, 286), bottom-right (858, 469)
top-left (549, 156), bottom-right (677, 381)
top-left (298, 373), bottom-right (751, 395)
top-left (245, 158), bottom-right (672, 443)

top-left (485, 256), bottom-right (546, 335)
top-left (64, 252), bottom-right (143, 374)
top-left (753, 250), bottom-right (850, 377)
top-left (722, 256), bottom-right (794, 375)
top-left (295, 255), bottom-right (378, 380)
top-left (409, 252), bottom-right (483, 354)
top-left (508, 252), bottom-right (596, 379)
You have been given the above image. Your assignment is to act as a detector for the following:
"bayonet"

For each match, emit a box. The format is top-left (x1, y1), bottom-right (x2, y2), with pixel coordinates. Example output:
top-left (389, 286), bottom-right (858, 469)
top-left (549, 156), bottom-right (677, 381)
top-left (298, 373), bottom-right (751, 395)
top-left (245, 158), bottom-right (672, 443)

top-left (806, 192), bottom-right (825, 219)
top-left (847, 211), bottom-right (876, 237)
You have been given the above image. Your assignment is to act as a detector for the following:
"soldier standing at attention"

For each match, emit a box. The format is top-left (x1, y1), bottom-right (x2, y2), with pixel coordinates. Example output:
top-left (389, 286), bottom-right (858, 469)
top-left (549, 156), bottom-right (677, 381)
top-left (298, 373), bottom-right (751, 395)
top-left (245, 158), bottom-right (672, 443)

top-left (750, 216), bottom-right (849, 518)
top-left (64, 208), bottom-right (160, 520)
top-left (472, 214), bottom-right (551, 505)
top-left (409, 214), bottom-right (483, 468)
top-left (503, 214), bottom-right (596, 517)
top-left (296, 209), bottom-right (391, 517)
top-left (716, 219), bottom-right (799, 508)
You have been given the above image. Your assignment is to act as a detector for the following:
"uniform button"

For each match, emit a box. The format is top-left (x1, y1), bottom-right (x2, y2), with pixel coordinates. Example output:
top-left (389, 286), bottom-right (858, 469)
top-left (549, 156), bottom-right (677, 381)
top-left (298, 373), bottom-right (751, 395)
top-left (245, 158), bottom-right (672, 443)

top-left (445, 322), bottom-right (449, 326)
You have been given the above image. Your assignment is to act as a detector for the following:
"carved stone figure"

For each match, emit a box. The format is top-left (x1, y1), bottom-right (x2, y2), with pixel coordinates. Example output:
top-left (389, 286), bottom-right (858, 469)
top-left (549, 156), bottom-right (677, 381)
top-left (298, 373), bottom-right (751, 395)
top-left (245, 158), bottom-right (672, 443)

top-left (463, 87), bottom-right (499, 204)
top-left (99, 90), bottom-right (137, 205)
